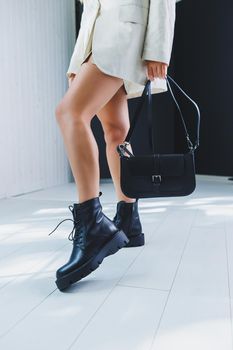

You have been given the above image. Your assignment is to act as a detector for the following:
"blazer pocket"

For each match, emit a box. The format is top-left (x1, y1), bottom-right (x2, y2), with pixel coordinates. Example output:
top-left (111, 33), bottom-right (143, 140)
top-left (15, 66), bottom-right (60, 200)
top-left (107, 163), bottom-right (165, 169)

top-left (119, 4), bottom-right (148, 25)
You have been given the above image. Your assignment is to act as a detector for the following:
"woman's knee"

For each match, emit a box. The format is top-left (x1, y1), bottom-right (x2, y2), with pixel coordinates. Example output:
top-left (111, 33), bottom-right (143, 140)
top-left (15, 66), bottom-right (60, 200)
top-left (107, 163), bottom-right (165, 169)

top-left (104, 123), bottom-right (129, 145)
top-left (55, 99), bottom-right (90, 125)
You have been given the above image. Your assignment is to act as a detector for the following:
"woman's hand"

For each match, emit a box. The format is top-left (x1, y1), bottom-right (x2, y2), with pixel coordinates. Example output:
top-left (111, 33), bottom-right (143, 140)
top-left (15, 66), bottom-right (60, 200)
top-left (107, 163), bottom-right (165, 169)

top-left (145, 60), bottom-right (168, 80)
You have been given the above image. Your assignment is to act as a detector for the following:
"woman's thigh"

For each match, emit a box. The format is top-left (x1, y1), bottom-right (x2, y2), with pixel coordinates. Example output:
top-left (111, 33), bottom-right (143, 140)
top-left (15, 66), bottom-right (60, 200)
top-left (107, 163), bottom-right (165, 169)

top-left (58, 54), bottom-right (125, 121)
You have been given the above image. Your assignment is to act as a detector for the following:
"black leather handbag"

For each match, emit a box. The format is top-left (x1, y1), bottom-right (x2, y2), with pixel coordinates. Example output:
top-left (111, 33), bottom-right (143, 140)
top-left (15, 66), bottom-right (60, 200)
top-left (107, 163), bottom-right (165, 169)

top-left (116, 74), bottom-right (201, 199)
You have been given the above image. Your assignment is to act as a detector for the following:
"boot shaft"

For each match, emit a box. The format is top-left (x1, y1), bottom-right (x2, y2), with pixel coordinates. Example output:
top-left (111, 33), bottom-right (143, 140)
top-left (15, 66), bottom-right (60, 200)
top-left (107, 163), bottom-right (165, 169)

top-left (72, 196), bottom-right (119, 241)
top-left (115, 200), bottom-right (142, 236)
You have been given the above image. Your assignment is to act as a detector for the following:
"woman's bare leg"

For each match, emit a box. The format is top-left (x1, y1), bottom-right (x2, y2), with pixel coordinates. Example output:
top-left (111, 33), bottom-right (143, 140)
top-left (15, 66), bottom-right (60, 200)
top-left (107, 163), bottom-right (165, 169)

top-left (55, 54), bottom-right (124, 203)
top-left (96, 86), bottom-right (136, 203)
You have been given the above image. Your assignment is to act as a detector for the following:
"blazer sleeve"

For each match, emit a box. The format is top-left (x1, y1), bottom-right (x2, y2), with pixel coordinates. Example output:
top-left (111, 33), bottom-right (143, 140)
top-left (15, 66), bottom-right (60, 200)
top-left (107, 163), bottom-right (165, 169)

top-left (141, 0), bottom-right (176, 65)
top-left (66, 6), bottom-right (86, 78)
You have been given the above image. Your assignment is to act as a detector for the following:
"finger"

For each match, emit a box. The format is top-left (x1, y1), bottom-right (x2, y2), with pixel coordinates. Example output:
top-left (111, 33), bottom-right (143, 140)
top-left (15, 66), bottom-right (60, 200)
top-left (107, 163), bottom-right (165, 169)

top-left (160, 65), bottom-right (164, 79)
top-left (148, 65), bottom-right (154, 81)
top-left (150, 65), bottom-right (157, 80)
top-left (158, 64), bottom-right (164, 79)
top-left (162, 65), bottom-right (167, 79)
top-left (154, 64), bottom-right (161, 79)
top-left (146, 64), bottom-right (150, 80)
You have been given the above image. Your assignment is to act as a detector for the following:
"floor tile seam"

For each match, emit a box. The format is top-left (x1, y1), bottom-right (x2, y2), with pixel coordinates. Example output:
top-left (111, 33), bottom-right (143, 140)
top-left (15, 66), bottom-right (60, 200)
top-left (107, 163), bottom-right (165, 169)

top-left (117, 283), bottom-right (170, 293)
top-left (0, 288), bottom-right (57, 340)
top-left (148, 208), bottom-right (198, 350)
top-left (117, 209), bottom-right (173, 286)
top-left (224, 221), bottom-right (233, 349)
top-left (0, 241), bottom-right (69, 292)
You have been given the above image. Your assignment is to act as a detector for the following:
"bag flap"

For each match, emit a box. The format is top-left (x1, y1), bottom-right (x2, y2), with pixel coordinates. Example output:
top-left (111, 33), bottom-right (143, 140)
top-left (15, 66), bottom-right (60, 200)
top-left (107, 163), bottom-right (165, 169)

top-left (122, 154), bottom-right (185, 176)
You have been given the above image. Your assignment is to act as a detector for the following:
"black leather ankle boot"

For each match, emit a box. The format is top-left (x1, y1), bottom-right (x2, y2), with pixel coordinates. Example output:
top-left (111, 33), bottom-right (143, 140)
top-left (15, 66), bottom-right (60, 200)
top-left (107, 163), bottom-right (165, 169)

top-left (113, 199), bottom-right (145, 247)
top-left (48, 193), bottom-right (129, 291)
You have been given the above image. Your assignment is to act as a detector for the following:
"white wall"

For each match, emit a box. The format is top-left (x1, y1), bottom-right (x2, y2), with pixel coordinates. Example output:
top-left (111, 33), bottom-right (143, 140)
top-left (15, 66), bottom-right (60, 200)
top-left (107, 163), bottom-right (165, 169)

top-left (0, 0), bottom-right (76, 198)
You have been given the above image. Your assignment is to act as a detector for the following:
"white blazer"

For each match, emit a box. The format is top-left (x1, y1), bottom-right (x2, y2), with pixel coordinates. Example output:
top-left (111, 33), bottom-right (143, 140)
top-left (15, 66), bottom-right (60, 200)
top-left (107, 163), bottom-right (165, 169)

top-left (67, 0), bottom-right (177, 99)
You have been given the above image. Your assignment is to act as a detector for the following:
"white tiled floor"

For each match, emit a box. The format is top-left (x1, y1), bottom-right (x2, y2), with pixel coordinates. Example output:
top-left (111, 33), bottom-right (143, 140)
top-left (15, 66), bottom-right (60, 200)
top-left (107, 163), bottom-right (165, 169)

top-left (0, 175), bottom-right (233, 350)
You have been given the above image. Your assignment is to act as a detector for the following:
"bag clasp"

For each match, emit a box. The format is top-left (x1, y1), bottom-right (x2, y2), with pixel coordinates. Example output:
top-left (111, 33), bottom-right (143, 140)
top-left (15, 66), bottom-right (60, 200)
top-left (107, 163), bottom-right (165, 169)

top-left (117, 142), bottom-right (134, 157)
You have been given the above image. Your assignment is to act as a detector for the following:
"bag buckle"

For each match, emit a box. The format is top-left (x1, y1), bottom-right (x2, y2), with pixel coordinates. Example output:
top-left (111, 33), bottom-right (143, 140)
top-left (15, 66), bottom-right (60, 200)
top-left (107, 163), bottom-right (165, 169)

top-left (152, 175), bottom-right (161, 184)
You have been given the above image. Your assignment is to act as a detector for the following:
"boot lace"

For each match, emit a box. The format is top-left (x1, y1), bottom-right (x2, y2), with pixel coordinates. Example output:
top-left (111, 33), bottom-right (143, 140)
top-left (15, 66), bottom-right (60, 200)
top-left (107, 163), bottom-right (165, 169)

top-left (48, 192), bottom-right (103, 245)
top-left (48, 205), bottom-right (84, 245)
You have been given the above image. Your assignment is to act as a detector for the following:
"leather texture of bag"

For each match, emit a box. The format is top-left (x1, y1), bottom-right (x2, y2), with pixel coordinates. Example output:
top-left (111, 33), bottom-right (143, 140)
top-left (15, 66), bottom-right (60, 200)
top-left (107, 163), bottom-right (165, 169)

top-left (116, 74), bottom-right (201, 199)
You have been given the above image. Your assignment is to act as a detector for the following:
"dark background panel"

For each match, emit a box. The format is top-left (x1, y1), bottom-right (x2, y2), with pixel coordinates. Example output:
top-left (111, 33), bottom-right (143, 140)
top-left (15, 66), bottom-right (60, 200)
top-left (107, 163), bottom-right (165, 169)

top-left (174, 0), bottom-right (233, 176)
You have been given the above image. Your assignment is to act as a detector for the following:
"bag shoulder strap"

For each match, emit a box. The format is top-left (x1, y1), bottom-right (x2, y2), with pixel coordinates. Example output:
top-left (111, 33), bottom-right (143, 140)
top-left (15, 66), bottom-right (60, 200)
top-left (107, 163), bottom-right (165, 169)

top-left (166, 74), bottom-right (200, 151)
top-left (124, 74), bottom-right (200, 152)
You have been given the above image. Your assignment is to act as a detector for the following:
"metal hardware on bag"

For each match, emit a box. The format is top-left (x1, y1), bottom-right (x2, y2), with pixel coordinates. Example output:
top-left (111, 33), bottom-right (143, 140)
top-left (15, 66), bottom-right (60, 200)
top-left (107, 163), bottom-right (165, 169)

top-left (117, 142), bottom-right (134, 157)
top-left (186, 135), bottom-right (194, 150)
top-left (117, 144), bottom-right (126, 157)
top-left (152, 175), bottom-right (161, 184)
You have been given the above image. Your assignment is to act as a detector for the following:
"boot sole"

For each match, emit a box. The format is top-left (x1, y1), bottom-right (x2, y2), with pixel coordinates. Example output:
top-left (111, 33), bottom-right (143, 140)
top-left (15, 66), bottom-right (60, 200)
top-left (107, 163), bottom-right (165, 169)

top-left (55, 230), bottom-right (129, 291)
top-left (125, 233), bottom-right (145, 247)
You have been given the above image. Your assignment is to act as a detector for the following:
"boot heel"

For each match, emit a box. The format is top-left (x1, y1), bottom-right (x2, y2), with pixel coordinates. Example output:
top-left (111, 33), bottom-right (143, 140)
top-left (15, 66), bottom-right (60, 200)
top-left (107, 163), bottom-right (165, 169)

top-left (125, 233), bottom-right (145, 247)
top-left (104, 230), bottom-right (129, 257)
